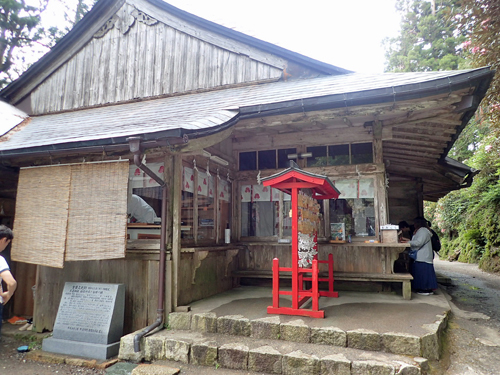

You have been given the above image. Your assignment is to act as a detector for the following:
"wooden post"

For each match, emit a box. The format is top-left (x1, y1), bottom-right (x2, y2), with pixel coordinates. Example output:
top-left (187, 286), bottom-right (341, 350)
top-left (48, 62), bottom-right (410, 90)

top-left (171, 154), bottom-right (182, 309)
top-left (193, 168), bottom-right (199, 245)
top-left (272, 258), bottom-right (280, 308)
top-left (291, 187), bottom-right (299, 309)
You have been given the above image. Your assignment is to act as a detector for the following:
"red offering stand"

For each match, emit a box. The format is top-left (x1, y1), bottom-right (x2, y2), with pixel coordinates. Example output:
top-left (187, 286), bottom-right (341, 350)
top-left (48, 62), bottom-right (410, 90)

top-left (261, 162), bottom-right (340, 318)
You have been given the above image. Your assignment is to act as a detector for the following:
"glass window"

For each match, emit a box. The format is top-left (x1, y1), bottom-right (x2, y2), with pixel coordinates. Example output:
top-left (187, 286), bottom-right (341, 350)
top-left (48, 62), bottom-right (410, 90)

top-left (306, 146), bottom-right (328, 167)
top-left (128, 163), bottom-right (163, 240)
top-left (241, 184), bottom-right (278, 237)
top-left (241, 201), bottom-right (278, 237)
top-left (197, 171), bottom-right (215, 242)
top-left (181, 190), bottom-right (194, 241)
top-left (329, 198), bottom-right (375, 238)
top-left (258, 150), bottom-right (277, 170)
top-left (239, 151), bottom-right (256, 171)
top-left (328, 144), bottom-right (350, 165)
top-left (351, 142), bottom-right (373, 164)
top-left (278, 148), bottom-right (296, 168)
top-left (218, 179), bottom-right (231, 241)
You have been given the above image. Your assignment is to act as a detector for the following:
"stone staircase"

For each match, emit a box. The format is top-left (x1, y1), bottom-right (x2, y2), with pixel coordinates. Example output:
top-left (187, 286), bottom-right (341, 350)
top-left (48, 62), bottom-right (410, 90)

top-left (119, 311), bottom-right (448, 374)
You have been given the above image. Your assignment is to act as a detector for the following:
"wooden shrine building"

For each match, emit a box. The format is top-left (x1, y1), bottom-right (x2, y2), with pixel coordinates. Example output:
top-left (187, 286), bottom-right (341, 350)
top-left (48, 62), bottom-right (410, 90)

top-left (0, 0), bottom-right (494, 333)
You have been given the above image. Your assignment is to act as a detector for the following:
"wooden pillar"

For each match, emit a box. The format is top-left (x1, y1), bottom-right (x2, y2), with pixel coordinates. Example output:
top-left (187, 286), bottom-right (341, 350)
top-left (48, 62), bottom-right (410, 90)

top-left (171, 154), bottom-right (182, 309)
top-left (164, 154), bottom-right (175, 314)
top-left (291, 187), bottom-right (299, 309)
top-left (373, 120), bottom-right (387, 236)
top-left (372, 120), bottom-right (383, 164)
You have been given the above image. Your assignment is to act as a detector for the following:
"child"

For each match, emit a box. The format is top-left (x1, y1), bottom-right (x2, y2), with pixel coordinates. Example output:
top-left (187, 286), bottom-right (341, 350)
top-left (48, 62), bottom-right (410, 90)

top-left (0, 225), bottom-right (16, 336)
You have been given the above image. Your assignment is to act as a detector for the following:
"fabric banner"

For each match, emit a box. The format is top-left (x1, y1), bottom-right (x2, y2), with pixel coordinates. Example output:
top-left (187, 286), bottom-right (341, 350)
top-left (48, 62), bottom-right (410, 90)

top-left (145, 163), bottom-right (164, 187)
top-left (241, 185), bottom-right (252, 202)
top-left (208, 175), bottom-right (214, 198)
top-left (252, 184), bottom-right (271, 202)
top-left (198, 171), bottom-right (209, 196)
top-left (218, 179), bottom-right (231, 202)
top-left (183, 167), bottom-right (194, 193)
top-left (358, 178), bottom-right (375, 198)
top-left (334, 179), bottom-right (358, 199)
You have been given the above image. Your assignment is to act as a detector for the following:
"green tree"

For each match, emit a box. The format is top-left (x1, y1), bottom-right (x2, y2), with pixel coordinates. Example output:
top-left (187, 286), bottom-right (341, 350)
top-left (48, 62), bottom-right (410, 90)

top-left (383, 0), bottom-right (467, 72)
top-left (0, 0), bottom-right (96, 89)
top-left (0, 0), bottom-right (50, 88)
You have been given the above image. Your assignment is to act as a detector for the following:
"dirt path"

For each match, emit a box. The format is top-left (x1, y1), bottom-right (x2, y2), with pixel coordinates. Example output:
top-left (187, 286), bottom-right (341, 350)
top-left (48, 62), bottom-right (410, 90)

top-left (0, 334), bottom-right (105, 375)
top-left (431, 258), bottom-right (500, 375)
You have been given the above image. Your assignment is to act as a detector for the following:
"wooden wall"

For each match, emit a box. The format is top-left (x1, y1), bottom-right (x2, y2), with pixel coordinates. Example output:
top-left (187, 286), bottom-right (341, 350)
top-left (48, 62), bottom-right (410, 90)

top-left (32, 250), bottom-right (160, 334)
top-left (177, 248), bottom-right (240, 306)
top-left (238, 243), bottom-right (406, 275)
top-left (30, 3), bottom-right (283, 115)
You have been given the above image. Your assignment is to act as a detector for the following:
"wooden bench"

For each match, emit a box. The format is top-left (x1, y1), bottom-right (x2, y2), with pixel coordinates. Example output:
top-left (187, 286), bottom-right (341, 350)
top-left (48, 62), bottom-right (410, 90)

top-left (232, 270), bottom-right (413, 300)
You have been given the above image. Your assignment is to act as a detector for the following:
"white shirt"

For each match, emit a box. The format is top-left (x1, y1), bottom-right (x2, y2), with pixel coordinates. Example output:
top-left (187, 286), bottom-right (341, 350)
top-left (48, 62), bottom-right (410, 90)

top-left (127, 194), bottom-right (157, 223)
top-left (0, 255), bottom-right (9, 304)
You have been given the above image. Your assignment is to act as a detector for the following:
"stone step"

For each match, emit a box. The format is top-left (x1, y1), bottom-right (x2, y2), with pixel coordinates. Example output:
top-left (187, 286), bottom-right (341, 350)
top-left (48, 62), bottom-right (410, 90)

top-left (119, 328), bottom-right (427, 375)
top-left (161, 311), bottom-right (446, 359)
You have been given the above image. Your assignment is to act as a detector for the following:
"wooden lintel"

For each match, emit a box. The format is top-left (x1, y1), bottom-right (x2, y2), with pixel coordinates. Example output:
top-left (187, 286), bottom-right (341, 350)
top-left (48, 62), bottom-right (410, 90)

top-left (174, 126), bottom-right (234, 153)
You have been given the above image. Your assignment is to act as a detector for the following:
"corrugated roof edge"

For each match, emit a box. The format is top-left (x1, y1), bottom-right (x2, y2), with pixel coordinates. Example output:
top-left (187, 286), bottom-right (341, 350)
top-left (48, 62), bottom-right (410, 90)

top-left (0, 0), bottom-right (350, 103)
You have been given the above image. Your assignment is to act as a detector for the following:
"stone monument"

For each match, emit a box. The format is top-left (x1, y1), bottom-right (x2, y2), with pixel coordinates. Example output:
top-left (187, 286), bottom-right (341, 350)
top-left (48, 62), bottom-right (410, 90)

top-left (42, 282), bottom-right (125, 359)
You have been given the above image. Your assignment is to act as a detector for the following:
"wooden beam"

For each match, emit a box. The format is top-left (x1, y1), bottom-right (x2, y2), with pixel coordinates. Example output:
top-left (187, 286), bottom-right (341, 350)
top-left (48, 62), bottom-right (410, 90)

top-left (174, 126), bottom-right (234, 153)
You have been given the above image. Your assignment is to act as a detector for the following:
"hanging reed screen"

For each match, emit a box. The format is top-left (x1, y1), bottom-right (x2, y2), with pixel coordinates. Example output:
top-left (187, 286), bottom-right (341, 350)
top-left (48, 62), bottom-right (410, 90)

top-left (65, 161), bottom-right (129, 261)
top-left (11, 160), bottom-right (129, 268)
top-left (12, 165), bottom-right (71, 268)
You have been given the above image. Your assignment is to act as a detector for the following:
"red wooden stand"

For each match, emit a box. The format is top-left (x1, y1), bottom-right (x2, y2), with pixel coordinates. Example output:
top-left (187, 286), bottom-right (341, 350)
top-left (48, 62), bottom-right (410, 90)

top-left (261, 164), bottom-right (340, 318)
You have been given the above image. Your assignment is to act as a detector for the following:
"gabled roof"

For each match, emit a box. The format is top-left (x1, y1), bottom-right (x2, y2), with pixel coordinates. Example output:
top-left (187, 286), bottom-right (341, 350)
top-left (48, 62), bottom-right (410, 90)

top-left (262, 162), bottom-right (340, 200)
top-left (0, 0), bottom-right (351, 105)
top-left (0, 67), bottom-right (493, 159)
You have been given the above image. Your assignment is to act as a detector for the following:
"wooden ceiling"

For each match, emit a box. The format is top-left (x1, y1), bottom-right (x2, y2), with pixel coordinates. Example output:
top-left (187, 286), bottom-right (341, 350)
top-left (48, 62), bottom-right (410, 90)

top-left (232, 88), bottom-right (473, 201)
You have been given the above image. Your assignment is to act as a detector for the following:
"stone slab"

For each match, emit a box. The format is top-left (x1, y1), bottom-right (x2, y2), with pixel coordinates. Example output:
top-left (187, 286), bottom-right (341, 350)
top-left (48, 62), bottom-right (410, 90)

top-left (42, 337), bottom-right (119, 360)
top-left (131, 364), bottom-right (180, 375)
top-left (52, 282), bottom-right (125, 345)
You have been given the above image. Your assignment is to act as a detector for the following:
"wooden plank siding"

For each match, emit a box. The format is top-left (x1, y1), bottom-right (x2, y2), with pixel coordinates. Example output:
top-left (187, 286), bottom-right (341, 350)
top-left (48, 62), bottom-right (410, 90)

top-left (32, 253), bottom-right (162, 334)
top-left (30, 7), bottom-right (283, 115)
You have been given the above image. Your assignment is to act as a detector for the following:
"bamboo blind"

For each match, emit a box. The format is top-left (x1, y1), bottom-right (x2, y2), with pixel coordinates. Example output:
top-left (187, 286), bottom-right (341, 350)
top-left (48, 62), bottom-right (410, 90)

top-left (65, 161), bottom-right (129, 261)
top-left (11, 160), bottom-right (129, 268)
top-left (12, 165), bottom-right (71, 268)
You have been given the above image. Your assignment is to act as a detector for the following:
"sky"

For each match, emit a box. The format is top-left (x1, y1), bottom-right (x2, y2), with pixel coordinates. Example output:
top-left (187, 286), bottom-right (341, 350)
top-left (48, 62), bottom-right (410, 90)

top-left (40, 0), bottom-right (402, 74)
top-left (166, 0), bottom-right (402, 73)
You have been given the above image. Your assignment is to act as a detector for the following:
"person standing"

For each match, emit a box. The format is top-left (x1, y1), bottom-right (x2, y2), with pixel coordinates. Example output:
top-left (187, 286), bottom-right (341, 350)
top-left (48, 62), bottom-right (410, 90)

top-left (0, 225), bottom-right (17, 336)
top-left (400, 218), bottom-right (438, 295)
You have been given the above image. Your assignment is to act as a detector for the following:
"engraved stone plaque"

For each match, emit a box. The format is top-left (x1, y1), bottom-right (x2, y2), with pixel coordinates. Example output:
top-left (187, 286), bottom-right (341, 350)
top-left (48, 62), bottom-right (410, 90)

top-left (43, 282), bottom-right (125, 359)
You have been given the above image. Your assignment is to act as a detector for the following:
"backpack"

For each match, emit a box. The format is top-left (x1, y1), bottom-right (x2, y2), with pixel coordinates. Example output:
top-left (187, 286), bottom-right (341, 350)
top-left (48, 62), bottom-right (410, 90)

top-left (430, 229), bottom-right (441, 251)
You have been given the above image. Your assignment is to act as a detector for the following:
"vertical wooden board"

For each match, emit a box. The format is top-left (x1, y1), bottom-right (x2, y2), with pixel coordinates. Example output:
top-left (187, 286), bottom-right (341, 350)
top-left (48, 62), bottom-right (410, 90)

top-left (144, 24), bottom-right (156, 98)
top-left (33, 265), bottom-right (65, 332)
top-left (61, 58), bottom-right (75, 110)
top-left (153, 24), bottom-right (165, 96)
top-left (177, 253), bottom-right (194, 306)
top-left (125, 24), bottom-right (138, 101)
top-left (184, 36), bottom-right (195, 91)
top-left (11, 262), bottom-right (37, 317)
top-left (73, 51), bottom-right (85, 109)
top-left (134, 23), bottom-right (148, 99)
top-left (106, 30), bottom-right (120, 104)
top-left (82, 39), bottom-right (95, 107)
top-left (89, 39), bottom-right (102, 106)
top-left (163, 26), bottom-right (175, 94)
top-left (198, 41), bottom-right (207, 89)
top-left (147, 260), bottom-right (160, 325)
top-left (98, 36), bottom-right (111, 105)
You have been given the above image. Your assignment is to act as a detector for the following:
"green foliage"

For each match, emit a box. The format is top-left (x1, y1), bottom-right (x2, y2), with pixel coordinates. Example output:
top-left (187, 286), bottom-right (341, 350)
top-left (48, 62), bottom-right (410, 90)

top-left (384, 0), bottom-right (466, 72)
top-left (0, 0), bottom-right (49, 87)
top-left (0, 0), bottom-right (96, 89)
